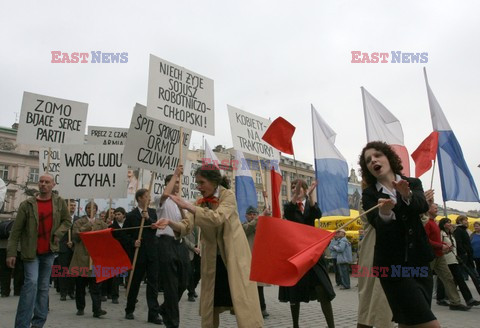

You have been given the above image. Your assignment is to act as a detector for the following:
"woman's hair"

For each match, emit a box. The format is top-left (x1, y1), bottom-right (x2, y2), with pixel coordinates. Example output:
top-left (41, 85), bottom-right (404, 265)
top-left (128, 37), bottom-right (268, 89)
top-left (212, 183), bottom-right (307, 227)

top-left (85, 201), bottom-right (98, 211)
top-left (195, 164), bottom-right (231, 189)
top-left (358, 141), bottom-right (403, 187)
top-left (474, 221), bottom-right (480, 227)
top-left (135, 188), bottom-right (149, 202)
top-left (438, 217), bottom-right (451, 232)
top-left (291, 179), bottom-right (308, 191)
top-left (456, 215), bottom-right (468, 224)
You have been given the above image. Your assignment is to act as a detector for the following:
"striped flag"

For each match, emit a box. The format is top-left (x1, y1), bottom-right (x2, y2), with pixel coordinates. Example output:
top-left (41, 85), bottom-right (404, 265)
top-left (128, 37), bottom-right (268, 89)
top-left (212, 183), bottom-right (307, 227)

top-left (361, 87), bottom-right (410, 176)
top-left (418, 69), bottom-right (479, 202)
top-left (311, 105), bottom-right (349, 216)
top-left (234, 150), bottom-right (258, 222)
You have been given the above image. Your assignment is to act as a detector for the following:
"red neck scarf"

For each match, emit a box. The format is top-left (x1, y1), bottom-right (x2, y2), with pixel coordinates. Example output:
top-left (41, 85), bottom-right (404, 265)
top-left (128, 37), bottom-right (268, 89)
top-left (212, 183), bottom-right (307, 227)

top-left (197, 196), bottom-right (218, 207)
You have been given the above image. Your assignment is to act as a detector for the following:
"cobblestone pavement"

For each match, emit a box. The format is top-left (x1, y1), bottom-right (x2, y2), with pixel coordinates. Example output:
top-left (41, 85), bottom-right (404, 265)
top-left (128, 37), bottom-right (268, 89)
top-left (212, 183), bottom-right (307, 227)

top-left (1, 274), bottom-right (479, 327)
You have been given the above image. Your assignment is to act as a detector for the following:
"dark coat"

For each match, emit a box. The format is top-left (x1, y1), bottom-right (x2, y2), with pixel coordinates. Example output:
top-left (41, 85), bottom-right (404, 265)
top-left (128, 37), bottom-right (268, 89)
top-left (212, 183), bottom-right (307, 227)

top-left (278, 198), bottom-right (336, 303)
top-left (453, 225), bottom-right (474, 266)
top-left (362, 176), bottom-right (434, 275)
top-left (110, 220), bottom-right (133, 259)
top-left (58, 215), bottom-right (79, 254)
top-left (122, 207), bottom-right (158, 263)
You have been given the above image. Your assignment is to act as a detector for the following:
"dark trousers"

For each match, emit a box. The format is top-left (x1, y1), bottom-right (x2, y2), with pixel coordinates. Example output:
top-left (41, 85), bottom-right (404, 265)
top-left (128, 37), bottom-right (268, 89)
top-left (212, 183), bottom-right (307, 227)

top-left (187, 252), bottom-right (201, 297)
top-left (158, 235), bottom-right (190, 328)
top-left (102, 276), bottom-right (121, 299)
top-left (75, 277), bottom-right (102, 313)
top-left (57, 251), bottom-right (74, 297)
top-left (0, 249), bottom-right (24, 296)
top-left (437, 263), bottom-right (474, 303)
top-left (258, 286), bottom-right (266, 311)
top-left (126, 252), bottom-right (160, 319)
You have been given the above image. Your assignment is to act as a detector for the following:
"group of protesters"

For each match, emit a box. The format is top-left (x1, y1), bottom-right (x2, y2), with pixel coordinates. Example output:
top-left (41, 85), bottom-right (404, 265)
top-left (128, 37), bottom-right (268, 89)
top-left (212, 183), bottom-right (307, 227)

top-left (4, 141), bottom-right (480, 328)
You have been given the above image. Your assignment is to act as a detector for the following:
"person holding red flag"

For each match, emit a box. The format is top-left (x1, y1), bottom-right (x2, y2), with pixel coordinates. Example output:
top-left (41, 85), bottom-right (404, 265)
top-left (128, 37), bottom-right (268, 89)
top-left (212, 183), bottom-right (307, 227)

top-left (359, 141), bottom-right (439, 328)
top-left (278, 179), bottom-right (335, 328)
top-left (153, 164), bottom-right (263, 328)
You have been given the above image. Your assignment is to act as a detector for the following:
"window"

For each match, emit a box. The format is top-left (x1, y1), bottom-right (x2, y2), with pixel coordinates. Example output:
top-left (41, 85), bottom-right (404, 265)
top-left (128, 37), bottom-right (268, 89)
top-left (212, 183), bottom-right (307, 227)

top-left (0, 164), bottom-right (8, 181)
top-left (281, 184), bottom-right (287, 196)
top-left (29, 168), bottom-right (39, 183)
top-left (256, 172), bottom-right (262, 184)
top-left (257, 191), bottom-right (263, 203)
top-left (29, 150), bottom-right (39, 157)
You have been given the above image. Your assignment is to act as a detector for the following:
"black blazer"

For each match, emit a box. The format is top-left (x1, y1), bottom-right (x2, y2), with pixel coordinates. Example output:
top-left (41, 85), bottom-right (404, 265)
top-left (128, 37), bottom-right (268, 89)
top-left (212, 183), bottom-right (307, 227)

top-left (283, 197), bottom-right (322, 226)
top-left (122, 207), bottom-right (158, 262)
top-left (110, 220), bottom-right (133, 259)
top-left (362, 176), bottom-right (434, 273)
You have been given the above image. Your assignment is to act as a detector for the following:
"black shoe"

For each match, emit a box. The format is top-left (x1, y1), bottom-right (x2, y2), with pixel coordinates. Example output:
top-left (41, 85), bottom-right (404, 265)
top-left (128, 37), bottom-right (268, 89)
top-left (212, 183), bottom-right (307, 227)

top-left (262, 309), bottom-right (270, 318)
top-left (188, 295), bottom-right (195, 302)
top-left (76, 309), bottom-right (84, 316)
top-left (148, 316), bottom-right (163, 325)
top-left (467, 300), bottom-right (480, 306)
top-left (60, 295), bottom-right (67, 301)
top-left (449, 304), bottom-right (470, 311)
top-left (69, 293), bottom-right (75, 300)
top-left (93, 310), bottom-right (107, 318)
top-left (112, 298), bottom-right (119, 304)
top-left (125, 313), bottom-right (135, 320)
top-left (436, 300), bottom-right (449, 306)
top-left (100, 296), bottom-right (107, 302)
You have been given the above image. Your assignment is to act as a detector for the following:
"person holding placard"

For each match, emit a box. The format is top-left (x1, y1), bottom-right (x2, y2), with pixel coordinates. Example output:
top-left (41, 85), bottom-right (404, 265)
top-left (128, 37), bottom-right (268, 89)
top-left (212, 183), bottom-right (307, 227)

top-left (153, 164), bottom-right (263, 328)
top-left (6, 174), bottom-right (71, 328)
top-left (123, 189), bottom-right (162, 325)
top-left (155, 165), bottom-right (191, 328)
top-left (70, 201), bottom-right (108, 318)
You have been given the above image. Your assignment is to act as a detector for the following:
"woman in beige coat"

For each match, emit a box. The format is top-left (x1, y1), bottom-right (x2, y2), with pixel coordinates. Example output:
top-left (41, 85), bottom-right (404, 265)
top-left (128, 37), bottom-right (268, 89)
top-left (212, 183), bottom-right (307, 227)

top-left (154, 165), bottom-right (263, 328)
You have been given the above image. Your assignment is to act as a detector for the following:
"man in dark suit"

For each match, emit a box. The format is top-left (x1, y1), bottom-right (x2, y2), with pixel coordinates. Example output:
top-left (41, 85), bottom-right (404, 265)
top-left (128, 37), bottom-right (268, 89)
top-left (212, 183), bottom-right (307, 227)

top-left (123, 189), bottom-right (162, 325)
top-left (58, 199), bottom-right (78, 301)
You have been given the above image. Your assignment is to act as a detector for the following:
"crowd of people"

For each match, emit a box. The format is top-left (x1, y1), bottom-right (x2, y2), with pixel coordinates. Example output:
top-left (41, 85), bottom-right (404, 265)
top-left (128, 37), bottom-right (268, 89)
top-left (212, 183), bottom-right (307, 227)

top-left (2, 142), bottom-right (480, 327)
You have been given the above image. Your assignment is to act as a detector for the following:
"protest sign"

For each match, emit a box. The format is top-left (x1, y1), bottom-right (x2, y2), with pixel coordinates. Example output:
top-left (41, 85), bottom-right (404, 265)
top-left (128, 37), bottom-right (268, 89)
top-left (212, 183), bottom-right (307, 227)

top-left (59, 145), bottom-right (128, 199)
top-left (123, 103), bottom-right (191, 175)
top-left (87, 126), bottom-right (128, 145)
top-left (227, 105), bottom-right (280, 161)
top-left (146, 55), bottom-right (214, 135)
top-left (39, 147), bottom-right (60, 186)
top-left (17, 91), bottom-right (88, 147)
top-left (148, 160), bottom-right (201, 203)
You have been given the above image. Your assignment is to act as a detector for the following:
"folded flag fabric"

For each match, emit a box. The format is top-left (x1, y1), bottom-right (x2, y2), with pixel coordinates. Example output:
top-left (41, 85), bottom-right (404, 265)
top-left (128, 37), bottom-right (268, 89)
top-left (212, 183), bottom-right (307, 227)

top-left (250, 216), bottom-right (334, 286)
top-left (261, 117), bottom-right (296, 155)
top-left (80, 228), bottom-right (132, 283)
top-left (411, 131), bottom-right (439, 178)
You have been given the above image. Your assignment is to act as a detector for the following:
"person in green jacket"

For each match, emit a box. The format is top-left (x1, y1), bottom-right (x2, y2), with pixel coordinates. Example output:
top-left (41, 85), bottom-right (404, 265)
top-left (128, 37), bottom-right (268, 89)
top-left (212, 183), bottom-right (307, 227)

top-left (6, 174), bottom-right (71, 328)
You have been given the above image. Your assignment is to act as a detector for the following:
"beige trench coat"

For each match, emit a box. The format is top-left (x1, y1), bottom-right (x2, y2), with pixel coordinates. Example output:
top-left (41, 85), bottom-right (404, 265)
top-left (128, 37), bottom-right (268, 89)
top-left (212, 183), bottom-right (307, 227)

top-left (357, 218), bottom-right (394, 327)
top-left (178, 187), bottom-right (263, 328)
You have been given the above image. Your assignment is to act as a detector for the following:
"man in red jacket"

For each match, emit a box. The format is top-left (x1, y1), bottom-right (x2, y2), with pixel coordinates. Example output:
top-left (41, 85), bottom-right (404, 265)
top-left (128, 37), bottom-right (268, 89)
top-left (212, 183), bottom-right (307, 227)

top-left (423, 190), bottom-right (469, 311)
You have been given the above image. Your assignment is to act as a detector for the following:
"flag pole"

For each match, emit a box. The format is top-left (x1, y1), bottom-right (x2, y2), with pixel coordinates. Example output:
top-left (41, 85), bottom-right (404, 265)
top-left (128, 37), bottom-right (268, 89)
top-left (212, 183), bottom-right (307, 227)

top-left (127, 171), bottom-right (155, 298)
top-left (46, 147), bottom-right (51, 174)
top-left (335, 203), bottom-right (382, 232)
top-left (292, 153), bottom-right (299, 177)
top-left (430, 158), bottom-right (436, 190)
top-left (67, 199), bottom-right (72, 244)
top-left (257, 156), bottom-right (269, 209)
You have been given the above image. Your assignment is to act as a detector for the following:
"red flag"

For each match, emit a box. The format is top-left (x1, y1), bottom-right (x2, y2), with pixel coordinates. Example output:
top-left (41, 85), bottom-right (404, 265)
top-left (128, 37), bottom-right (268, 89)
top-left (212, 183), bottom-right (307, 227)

top-left (80, 228), bottom-right (132, 283)
top-left (250, 217), bottom-right (334, 286)
top-left (271, 166), bottom-right (282, 218)
top-left (411, 131), bottom-right (439, 178)
top-left (262, 117), bottom-right (296, 155)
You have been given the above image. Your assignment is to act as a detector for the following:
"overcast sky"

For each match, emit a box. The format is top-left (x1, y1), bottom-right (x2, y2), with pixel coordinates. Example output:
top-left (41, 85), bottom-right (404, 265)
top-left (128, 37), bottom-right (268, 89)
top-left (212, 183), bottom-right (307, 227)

top-left (1, 0), bottom-right (479, 212)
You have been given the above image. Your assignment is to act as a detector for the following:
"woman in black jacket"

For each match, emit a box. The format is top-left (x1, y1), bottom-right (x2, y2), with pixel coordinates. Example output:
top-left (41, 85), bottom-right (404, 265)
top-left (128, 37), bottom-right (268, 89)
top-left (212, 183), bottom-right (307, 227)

top-left (359, 141), bottom-right (438, 328)
top-left (278, 179), bottom-right (335, 328)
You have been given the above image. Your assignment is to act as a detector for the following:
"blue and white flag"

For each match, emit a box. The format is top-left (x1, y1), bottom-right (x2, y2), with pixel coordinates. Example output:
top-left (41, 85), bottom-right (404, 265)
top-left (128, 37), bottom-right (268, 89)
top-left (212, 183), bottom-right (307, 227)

top-left (424, 69), bottom-right (479, 202)
top-left (235, 150), bottom-right (258, 222)
top-left (311, 105), bottom-right (350, 216)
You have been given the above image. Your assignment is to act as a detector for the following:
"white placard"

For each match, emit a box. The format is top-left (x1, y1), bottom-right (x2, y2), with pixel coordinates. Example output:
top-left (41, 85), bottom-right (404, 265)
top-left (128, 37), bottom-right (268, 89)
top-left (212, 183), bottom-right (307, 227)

top-left (59, 145), bottom-right (128, 199)
top-left (17, 91), bottom-right (88, 147)
top-left (123, 103), bottom-right (191, 176)
top-left (146, 55), bottom-right (214, 135)
top-left (87, 126), bottom-right (128, 145)
top-left (227, 105), bottom-right (280, 161)
top-left (39, 148), bottom-right (60, 187)
top-left (149, 160), bottom-right (202, 202)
